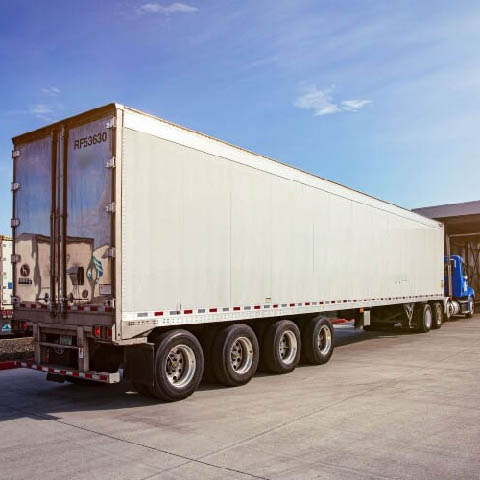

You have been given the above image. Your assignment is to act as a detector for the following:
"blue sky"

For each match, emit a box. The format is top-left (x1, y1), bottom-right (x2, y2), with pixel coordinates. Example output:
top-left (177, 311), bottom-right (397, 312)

top-left (1, 0), bottom-right (480, 234)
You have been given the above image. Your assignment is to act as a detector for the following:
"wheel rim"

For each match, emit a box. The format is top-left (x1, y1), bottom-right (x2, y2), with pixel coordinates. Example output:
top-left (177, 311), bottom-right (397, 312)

top-left (318, 325), bottom-right (332, 355)
top-left (165, 344), bottom-right (196, 389)
top-left (470, 298), bottom-right (474, 314)
top-left (436, 305), bottom-right (443, 325)
top-left (424, 308), bottom-right (432, 329)
top-left (278, 330), bottom-right (298, 365)
top-left (230, 336), bottom-right (253, 374)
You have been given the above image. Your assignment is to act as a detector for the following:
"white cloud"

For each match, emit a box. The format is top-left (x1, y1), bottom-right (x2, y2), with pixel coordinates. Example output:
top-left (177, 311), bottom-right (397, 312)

top-left (138, 2), bottom-right (198, 14)
top-left (28, 104), bottom-right (61, 121)
top-left (294, 86), bottom-right (340, 116)
top-left (294, 85), bottom-right (371, 116)
top-left (41, 86), bottom-right (60, 96)
top-left (341, 99), bottom-right (372, 111)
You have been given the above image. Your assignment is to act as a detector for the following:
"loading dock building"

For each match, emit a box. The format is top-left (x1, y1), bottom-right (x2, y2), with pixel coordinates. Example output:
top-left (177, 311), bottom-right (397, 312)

top-left (413, 201), bottom-right (480, 301)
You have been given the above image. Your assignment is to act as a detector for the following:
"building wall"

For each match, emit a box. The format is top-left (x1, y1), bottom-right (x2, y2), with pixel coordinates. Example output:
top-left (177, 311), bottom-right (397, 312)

top-left (451, 238), bottom-right (480, 297)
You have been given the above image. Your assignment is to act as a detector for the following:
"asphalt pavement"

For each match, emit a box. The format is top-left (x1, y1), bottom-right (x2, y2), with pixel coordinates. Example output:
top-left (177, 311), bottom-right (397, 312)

top-left (1, 315), bottom-right (479, 480)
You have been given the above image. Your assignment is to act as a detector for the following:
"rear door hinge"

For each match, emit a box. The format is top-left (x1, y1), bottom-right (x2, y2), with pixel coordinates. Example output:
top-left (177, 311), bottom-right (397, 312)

top-left (11, 254), bottom-right (20, 264)
top-left (107, 247), bottom-right (116, 258)
top-left (105, 157), bottom-right (115, 169)
top-left (11, 218), bottom-right (20, 228)
top-left (105, 118), bottom-right (116, 129)
top-left (12, 150), bottom-right (20, 159)
top-left (11, 182), bottom-right (20, 192)
top-left (105, 202), bottom-right (116, 213)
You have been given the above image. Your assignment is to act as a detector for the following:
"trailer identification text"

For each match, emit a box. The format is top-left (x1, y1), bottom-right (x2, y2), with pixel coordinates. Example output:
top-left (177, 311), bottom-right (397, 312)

top-left (73, 131), bottom-right (108, 150)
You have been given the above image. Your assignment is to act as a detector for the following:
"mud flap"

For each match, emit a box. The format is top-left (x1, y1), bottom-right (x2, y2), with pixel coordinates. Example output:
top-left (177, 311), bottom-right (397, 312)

top-left (124, 343), bottom-right (155, 388)
top-left (46, 373), bottom-right (66, 383)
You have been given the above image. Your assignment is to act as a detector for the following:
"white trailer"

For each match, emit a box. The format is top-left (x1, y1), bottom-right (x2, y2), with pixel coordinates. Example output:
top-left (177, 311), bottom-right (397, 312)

top-left (11, 104), bottom-right (445, 401)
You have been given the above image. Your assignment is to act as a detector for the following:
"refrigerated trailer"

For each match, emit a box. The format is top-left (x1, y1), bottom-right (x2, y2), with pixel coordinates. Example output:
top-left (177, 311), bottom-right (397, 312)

top-left (11, 104), bottom-right (445, 401)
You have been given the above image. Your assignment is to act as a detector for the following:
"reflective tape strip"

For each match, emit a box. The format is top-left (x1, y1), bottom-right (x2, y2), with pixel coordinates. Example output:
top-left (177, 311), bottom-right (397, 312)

top-left (126, 294), bottom-right (444, 324)
top-left (15, 303), bottom-right (108, 312)
top-left (16, 361), bottom-right (120, 383)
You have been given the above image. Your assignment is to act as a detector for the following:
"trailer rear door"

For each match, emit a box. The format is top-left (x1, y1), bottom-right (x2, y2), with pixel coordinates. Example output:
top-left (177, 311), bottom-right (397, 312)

top-left (12, 136), bottom-right (53, 305)
top-left (12, 108), bottom-right (116, 316)
top-left (65, 117), bottom-right (115, 307)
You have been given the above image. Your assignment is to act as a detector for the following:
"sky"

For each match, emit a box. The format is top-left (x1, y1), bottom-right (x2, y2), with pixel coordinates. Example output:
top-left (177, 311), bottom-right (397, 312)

top-left (1, 0), bottom-right (480, 234)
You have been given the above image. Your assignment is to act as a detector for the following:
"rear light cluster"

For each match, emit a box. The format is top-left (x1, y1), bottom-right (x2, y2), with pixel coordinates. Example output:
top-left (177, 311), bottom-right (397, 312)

top-left (93, 325), bottom-right (112, 340)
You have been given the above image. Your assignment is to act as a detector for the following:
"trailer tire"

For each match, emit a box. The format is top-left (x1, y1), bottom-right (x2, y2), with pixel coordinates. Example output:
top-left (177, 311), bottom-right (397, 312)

top-left (212, 324), bottom-right (259, 387)
top-left (431, 302), bottom-right (443, 329)
top-left (301, 317), bottom-right (334, 365)
top-left (414, 303), bottom-right (432, 333)
top-left (263, 320), bottom-right (301, 374)
top-left (466, 296), bottom-right (475, 318)
top-left (151, 329), bottom-right (204, 402)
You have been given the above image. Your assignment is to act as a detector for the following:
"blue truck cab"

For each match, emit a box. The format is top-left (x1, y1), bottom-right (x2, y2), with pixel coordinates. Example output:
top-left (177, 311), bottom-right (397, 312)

top-left (445, 255), bottom-right (475, 317)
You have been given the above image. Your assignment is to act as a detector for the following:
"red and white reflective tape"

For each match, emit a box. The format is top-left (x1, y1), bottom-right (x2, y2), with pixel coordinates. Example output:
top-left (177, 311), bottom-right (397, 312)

top-left (132, 294), bottom-right (443, 319)
top-left (125, 293), bottom-right (444, 324)
top-left (15, 303), bottom-right (112, 313)
top-left (15, 361), bottom-right (120, 383)
top-left (69, 305), bottom-right (112, 313)
top-left (18, 302), bottom-right (48, 310)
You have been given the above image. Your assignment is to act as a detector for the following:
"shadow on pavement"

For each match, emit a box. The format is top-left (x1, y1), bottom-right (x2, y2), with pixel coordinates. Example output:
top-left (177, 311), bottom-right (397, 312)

top-left (0, 318), bottom-right (469, 422)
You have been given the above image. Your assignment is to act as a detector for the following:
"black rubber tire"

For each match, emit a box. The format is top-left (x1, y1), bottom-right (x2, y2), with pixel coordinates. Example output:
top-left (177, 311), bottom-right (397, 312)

top-left (466, 297), bottom-right (475, 318)
top-left (263, 320), bottom-right (301, 374)
top-left (413, 303), bottom-right (432, 333)
top-left (212, 324), bottom-right (259, 387)
top-left (150, 329), bottom-right (204, 402)
top-left (431, 302), bottom-right (443, 329)
top-left (301, 316), bottom-right (334, 365)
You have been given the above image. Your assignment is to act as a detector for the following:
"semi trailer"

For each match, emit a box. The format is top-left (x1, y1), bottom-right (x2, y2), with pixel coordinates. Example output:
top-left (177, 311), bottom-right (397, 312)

top-left (10, 103), bottom-right (451, 401)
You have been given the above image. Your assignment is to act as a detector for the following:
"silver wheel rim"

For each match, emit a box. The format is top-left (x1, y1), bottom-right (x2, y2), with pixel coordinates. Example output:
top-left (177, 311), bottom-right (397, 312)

top-left (318, 325), bottom-right (332, 355)
top-left (165, 344), bottom-right (196, 389)
top-left (278, 330), bottom-right (298, 365)
top-left (424, 308), bottom-right (432, 329)
top-left (230, 336), bottom-right (253, 374)
top-left (436, 305), bottom-right (442, 325)
top-left (470, 298), bottom-right (474, 314)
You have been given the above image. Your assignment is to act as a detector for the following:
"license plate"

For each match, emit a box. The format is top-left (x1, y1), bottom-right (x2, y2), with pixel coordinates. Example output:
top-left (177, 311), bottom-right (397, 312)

top-left (59, 335), bottom-right (73, 346)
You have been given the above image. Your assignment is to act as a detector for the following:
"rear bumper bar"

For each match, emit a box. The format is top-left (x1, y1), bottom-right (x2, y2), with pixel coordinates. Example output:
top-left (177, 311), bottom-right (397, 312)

top-left (15, 361), bottom-right (120, 383)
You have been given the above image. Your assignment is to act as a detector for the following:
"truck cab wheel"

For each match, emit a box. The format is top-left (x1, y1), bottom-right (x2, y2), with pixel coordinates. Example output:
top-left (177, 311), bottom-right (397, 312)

top-left (431, 302), bottom-right (443, 329)
top-left (263, 320), bottom-right (301, 374)
top-left (414, 303), bottom-right (432, 333)
top-left (151, 329), bottom-right (204, 402)
top-left (212, 324), bottom-right (259, 387)
top-left (466, 297), bottom-right (475, 318)
top-left (301, 317), bottom-right (334, 365)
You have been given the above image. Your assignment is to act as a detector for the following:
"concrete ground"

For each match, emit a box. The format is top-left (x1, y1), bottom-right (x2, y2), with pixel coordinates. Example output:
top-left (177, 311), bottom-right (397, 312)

top-left (1, 316), bottom-right (479, 480)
